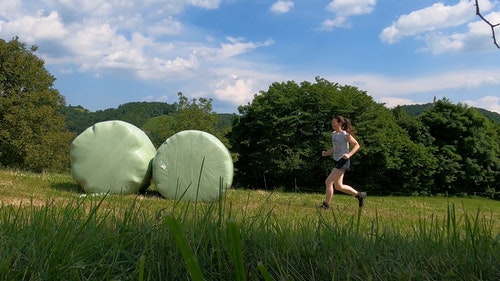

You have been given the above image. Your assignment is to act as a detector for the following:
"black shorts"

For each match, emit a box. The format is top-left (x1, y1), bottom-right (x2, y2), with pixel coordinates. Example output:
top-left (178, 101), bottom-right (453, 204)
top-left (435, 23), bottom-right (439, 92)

top-left (333, 158), bottom-right (350, 171)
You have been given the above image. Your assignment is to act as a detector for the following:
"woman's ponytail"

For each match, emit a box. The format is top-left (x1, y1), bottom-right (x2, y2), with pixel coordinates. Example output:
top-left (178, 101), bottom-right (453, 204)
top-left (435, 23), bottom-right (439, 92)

top-left (335, 115), bottom-right (355, 136)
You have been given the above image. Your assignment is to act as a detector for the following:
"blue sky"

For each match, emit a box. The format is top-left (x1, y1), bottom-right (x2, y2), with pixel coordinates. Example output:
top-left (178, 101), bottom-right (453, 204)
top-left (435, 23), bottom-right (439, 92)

top-left (1, 0), bottom-right (499, 113)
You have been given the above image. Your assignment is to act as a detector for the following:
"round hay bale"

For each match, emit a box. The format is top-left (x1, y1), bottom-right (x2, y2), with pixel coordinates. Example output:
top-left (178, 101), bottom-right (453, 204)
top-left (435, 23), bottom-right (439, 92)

top-left (70, 120), bottom-right (156, 194)
top-left (153, 130), bottom-right (233, 202)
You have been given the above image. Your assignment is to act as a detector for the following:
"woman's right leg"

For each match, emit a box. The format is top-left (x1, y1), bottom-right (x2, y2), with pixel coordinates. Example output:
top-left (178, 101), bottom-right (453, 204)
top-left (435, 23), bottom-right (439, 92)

top-left (323, 168), bottom-right (343, 206)
top-left (323, 170), bottom-right (335, 205)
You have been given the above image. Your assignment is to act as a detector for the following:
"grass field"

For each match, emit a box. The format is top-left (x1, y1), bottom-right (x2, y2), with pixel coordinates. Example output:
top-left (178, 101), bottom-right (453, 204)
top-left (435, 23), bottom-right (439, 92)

top-left (0, 169), bottom-right (499, 280)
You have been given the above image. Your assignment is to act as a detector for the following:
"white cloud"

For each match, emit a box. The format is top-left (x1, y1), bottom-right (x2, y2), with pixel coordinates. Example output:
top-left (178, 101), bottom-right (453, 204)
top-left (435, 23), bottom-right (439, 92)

top-left (415, 10), bottom-right (500, 54)
top-left (318, 69), bottom-right (500, 112)
top-left (211, 76), bottom-right (255, 105)
top-left (188, 0), bottom-right (222, 9)
top-left (270, 1), bottom-right (294, 14)
top-left (0, 0), bottom-right (21, 18)
top-left (320, 18), bottom-right (348, 30)
top-left (379, 1), bottom-right (500, 54)
top-left (208, 66), bottom-right (500, 110)
top-left (329, 69), bottom-right (500, 101)
top-left (379, 0), bottom-right (495, 44)
top-left (0, 0), bottom-right (274, 86)
top-left (216, 37), bottom-right (274, 59)
top-left (326, 0), bottom-right (376, 16)
top-left (3, 0), bottom-right (498, 113)
top-left (321, 0), bottom-right (375, 30)
top-left (206, 63), bottom-right (286, 106)
top-left (147, 17), bottom-right (183, 36)
top-left (0, 11), bottom-right (67, 41)
top-left (464, 96), bottom-right (500, 113)
top-left (419, 32), bottom-right (467, 54)
top-left (377, 97), bottom-right (417, 108)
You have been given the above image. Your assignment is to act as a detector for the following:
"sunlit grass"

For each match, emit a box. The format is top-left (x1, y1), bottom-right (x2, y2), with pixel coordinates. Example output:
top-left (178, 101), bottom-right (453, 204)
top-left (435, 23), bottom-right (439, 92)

top-left (0, 169), bottom-right (499, 280)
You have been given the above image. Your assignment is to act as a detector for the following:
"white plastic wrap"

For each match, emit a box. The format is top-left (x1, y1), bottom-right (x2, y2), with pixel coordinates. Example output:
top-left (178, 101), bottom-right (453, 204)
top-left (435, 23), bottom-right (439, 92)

top-left (70, 120), bottom-right (156, 194)
top-left (153, 130), bottom-right (233, 202)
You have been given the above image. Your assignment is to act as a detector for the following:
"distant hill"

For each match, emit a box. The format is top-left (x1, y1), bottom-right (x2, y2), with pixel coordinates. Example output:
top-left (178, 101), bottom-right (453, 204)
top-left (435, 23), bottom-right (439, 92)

top-left (61, 102), bottom-right (236, 134)
top-left (396, 103), bottom-right (500, 123)
top-left (61, 101), bottom-right (499, 135)
top-left (475, 108), bottom-right (500, 123)
top-left (394, 103), bottom-right (433, 116)
top-left (61, 102), bottom-right (176, 133)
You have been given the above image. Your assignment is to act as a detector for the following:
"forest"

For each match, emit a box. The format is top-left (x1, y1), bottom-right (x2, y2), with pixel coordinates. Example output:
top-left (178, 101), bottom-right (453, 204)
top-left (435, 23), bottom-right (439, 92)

top-left (2, 37), bottom-right (500, 198)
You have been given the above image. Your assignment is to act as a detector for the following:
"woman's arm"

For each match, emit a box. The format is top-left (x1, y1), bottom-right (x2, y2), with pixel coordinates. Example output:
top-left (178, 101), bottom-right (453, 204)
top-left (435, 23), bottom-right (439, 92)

top-left (322, 147), bottom-right (333, 157)
top-left (344, 135), bottom-right (360, 159)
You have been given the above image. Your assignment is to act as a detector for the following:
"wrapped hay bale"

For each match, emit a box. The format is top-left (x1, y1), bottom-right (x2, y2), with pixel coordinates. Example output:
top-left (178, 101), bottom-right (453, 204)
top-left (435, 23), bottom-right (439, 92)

top-left (70, 120), bottom-right (156, 194)
top-left (153, 130), bottom-right (233, 202)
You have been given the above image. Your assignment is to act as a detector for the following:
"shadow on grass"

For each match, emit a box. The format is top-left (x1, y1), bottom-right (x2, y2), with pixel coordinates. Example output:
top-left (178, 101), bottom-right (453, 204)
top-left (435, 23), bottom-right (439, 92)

top-left (50, 179), bottom-right (164, 199)
top-left (139, 188), bottom-right (164, 199)
top-left (51, 181), bottom-right (85, 194)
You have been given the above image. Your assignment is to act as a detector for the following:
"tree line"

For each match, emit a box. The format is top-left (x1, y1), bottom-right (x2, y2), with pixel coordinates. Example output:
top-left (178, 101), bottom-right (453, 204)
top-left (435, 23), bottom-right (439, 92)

top-left (1, 37), bottom-right (499, 197)
top-left (229, 78), bottom-right (500, 197)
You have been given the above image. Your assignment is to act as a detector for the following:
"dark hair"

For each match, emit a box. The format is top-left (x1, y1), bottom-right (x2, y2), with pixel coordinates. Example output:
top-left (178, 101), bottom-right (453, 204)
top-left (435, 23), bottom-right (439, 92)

top-left (333, 115), bottom-right (355, 136)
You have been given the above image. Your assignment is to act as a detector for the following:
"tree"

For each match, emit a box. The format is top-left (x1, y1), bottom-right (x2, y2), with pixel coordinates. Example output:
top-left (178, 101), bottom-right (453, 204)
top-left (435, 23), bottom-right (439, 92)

top-left (0, 37), bottom-right (75, 172)
top-left (229, 79), bottom-right (336, 190)
top-left (173, 92), bottom-right (220, 135)
top-left (229, 77), bottom-right (426, 192)
top-left (392, 106), bottom-right (434, 146)
top-left (142, 92), bottom-right (229, 149)
top-left (419, 99), bottom-right (500, 193)
top-left (142, 115), bottom-right (176, 148)
top-left (391, 106), bottom-right (438, 194)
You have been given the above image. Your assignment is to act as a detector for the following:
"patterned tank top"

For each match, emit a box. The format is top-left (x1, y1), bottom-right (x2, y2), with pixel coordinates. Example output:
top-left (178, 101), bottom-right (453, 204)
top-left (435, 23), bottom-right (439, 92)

top-left (331, 130), bottom-right (349, 161)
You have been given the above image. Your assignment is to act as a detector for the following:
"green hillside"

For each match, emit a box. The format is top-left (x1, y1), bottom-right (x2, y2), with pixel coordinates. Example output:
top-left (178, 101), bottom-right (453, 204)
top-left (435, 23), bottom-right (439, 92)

top-left (62, 102), bottom-right (236, 134)
top-left (396, 102), bottom-right (500, 122)
top-left (61, 101), bottom-right (499, 135)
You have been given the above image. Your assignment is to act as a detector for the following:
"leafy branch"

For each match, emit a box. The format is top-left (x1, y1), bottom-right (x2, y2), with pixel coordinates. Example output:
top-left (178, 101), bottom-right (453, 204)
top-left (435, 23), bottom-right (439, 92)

top-left (475, 0), bottom-right (500, 48)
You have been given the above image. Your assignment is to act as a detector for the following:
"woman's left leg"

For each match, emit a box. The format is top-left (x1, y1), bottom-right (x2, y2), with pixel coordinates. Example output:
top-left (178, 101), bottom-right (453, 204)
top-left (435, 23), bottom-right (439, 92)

top-left (333, 170), bottom-right (358, 196)
top-left (335, 170), bottom-right (368, 207)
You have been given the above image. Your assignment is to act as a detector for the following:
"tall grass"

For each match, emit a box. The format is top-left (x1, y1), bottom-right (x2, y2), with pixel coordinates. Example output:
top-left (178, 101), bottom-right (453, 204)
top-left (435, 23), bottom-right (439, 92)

top-left (0, 169), bottom-right (499, 280)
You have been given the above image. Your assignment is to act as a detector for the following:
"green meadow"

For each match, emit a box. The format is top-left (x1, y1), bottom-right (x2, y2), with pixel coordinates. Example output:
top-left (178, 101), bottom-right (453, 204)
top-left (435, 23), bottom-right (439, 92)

top-left (0, 169), bottom-right (499, 280)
